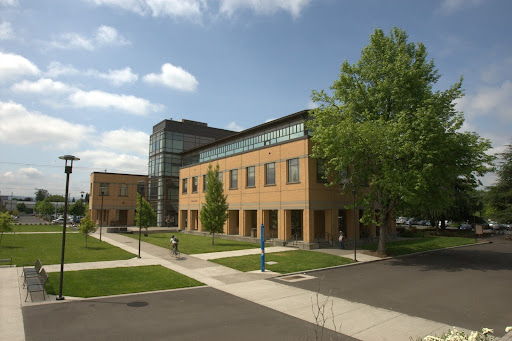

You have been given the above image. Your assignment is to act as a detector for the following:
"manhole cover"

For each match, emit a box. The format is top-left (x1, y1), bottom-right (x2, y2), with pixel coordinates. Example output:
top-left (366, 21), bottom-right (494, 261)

top-left (278, 274), bottom-right (315, 282)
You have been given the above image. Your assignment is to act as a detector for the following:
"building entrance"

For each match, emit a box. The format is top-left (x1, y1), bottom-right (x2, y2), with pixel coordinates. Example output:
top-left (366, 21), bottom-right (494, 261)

top-left (291, 210), bottom-right (303, 240)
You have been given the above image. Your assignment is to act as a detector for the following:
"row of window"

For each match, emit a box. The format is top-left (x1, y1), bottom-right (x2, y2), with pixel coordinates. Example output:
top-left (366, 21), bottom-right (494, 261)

top-left (95, 183), bottom-right (128, 197)
top-left (181, 158), bottom-right (301, 194)
top-left (150, 131), bottom-right (215, 156)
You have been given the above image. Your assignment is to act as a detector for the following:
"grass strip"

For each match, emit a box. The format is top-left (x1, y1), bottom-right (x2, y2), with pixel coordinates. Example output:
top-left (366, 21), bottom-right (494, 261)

top-left (359, 236), bottom-right (476, 256)
top-left (211, 250), bottom-right (353, 274)
top-left (12, 224), bottom-right (70, 232)
top-left (0, 233), bottom-right (134, 266)
top-left (122, 232), bottom-right (261, 254)
top-left (45, 265), bottom-right (203, 298)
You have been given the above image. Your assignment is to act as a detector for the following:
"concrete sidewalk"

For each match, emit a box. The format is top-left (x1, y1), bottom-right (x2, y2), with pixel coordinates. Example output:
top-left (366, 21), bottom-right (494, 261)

top-left (4, 231), bottom-right (507, 340)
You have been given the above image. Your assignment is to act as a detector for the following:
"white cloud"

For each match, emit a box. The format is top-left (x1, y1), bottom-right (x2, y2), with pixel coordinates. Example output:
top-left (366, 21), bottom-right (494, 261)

top-left (457, 80), bottom-right (512, 123)
top-left (46, 62), bottom-right (138, 86)
top-left (0, 51), bottom-right (40, 80)
top-left (50, 25), bottom-right (130, 50)
top-left (87, 0), bottom-right (203, 18)
top-left (0, 0), bottom-right (18, 6)
top-left (93, 67), bottom-right (138, 86)
top-left (480, 58), bottom-right (512, 84)
top-left (11, 78), bottom-right (76, 94)
top-left (69, 90), bottom-right (164, 115)
top-left (45, 62), bottom-right (80, 78)
top-left (218, 0), bottom-right (312, 18)
top-left (77, 149), bottom-right (147, 174)
top-left (93, 129), bottom-right (149, 156)
top-left (143, 63), bottom-right (198, 92)
top-left (438, 0), bottom-right (484, 14)
top-left (0, 101), bottom-right (95, 149)
top-left (225, 121), bottom-right (244, 131)
top-left (0, 21), bottom-right (13, 39)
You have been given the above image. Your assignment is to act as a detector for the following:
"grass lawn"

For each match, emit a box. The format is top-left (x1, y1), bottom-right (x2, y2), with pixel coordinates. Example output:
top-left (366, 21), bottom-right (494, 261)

top-left (12, 224), bottom-right (71, 232)
top-left (211, 250), bottom-right (353, 274)
top-left (122, 232), bottom-right (261, 254)
top-left (45, 265), bottom-right (204, 298)
top-left (0, 233), bottom-right (135, 266)
top-left (360, 236), bottom-right (476, 256)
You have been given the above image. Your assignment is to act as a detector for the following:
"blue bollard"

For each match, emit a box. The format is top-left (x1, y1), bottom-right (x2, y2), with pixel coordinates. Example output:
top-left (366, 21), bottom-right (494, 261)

top-left (260, 223), bottom-right (265, 272)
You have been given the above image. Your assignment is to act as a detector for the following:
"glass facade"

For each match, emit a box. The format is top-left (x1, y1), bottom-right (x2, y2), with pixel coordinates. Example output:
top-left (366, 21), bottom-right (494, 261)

top-left (148, 119), bottom-right (234, 226)
top-left (183, 121), bottom-right (305, 167)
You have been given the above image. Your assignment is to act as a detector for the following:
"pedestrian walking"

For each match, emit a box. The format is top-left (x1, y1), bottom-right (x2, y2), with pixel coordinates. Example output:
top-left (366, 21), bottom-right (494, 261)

top-left (338, 231), bottom-right (344, 249)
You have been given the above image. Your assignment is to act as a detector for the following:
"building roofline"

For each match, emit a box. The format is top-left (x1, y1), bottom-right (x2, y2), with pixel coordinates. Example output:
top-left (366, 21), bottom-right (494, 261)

top-left (181, 109), bottom-right (310, 155)
top-left (90, 172), bottom-right (148, 177)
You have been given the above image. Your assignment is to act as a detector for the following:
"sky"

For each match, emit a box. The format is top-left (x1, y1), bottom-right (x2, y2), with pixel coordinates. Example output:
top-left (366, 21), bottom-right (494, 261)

top-left (0, 0), bottom-right (511, 200)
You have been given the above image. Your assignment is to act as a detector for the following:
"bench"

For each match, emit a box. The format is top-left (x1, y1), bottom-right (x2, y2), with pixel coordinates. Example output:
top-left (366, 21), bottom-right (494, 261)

top-left (25, 268), bottom-right (49, 302)
top-left (22, 259), bottom-right (43, 287)
top-left (0, 256), bottom-right (12, 267)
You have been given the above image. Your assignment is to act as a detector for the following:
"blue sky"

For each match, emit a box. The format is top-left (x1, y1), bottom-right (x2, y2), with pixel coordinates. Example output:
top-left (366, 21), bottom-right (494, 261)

top-left (0, 0), bottom-right (511, 200)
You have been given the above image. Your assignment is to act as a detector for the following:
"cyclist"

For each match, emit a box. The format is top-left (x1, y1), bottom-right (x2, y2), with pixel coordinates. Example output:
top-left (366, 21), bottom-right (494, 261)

top-left (169, 235), bottom-right (179, 255)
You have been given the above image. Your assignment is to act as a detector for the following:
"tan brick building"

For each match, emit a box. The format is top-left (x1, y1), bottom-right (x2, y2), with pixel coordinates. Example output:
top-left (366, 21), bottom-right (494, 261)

top-left (179, 110), bottom-right (395, 247)
top-left (89, 172), bottom-right (148, 227)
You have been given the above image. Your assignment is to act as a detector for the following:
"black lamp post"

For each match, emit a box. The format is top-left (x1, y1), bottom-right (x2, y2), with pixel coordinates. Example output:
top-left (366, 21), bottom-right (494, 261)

top-left (137, 181), bottom-right (145, 259)
top-left (99, 186), bottom-right (105, 241)
top-left (57, 155), bottom-right (79, 301)
top-left (352, 189), bottom-right (357, 262)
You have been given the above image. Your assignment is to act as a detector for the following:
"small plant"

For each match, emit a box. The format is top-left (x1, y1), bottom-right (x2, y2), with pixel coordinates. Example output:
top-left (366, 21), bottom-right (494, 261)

top-left (78, 214), bottom-right (97, 248)
top-left (0, 212), bottom-right (14, 246)
top-left (422, 326), bottom-right (512, 341)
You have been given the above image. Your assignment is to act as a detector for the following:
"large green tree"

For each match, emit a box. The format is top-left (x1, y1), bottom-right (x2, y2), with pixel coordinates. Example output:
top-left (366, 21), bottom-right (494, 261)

top-left (35, 198), bottom-right (56, 217)
top-left (69, 199), bottom-right (86, 217)
top-left (34, 188), bottom-right (50, 202)
top-left (486, 142), bottom-right (512, 223)
top-left (307, 27), bottom-right (493, 255)
top-left (135, 193), bottom-right (157, 233)
top-left (200, 164), bottom-right (229, 245)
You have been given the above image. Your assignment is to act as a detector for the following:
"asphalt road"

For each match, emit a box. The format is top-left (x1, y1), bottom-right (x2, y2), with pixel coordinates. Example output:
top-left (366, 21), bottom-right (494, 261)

top-left (273, 236), bottom-right (512, 337)
top-left (23, 287), bottom-right (357, 341)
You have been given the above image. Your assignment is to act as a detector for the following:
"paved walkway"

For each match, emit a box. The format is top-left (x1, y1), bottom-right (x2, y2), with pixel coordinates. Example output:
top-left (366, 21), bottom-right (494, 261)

top-left (2, 232), bottom-right (511, 341)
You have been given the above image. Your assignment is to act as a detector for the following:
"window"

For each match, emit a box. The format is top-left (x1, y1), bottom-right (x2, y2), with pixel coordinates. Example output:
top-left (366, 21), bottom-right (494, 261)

top-left (218, 172), bottom-right (223, 184)
top-left (192, 176), bottom-right (198, 193)
top-left (182, 178), bottom-right (188, 194)
top-left (119, 184), bottom-right (128, 196)
top-left (230, 169), bottom-right (238, 189)
top-left (288, 158), bottom-right (300, 183)
top-left (265, 163), bottom-right (275, 185)
top-left (246, 166), bottom-right (255, 187)
top-left (203, 174), bottom-right (207, 192)
top-left (100, 183), bottom-right (109, 196)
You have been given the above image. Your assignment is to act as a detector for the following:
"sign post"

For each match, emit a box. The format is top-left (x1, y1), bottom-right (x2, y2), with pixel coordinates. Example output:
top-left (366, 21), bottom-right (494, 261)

top-left (260, 223), bottom-right (265, 272)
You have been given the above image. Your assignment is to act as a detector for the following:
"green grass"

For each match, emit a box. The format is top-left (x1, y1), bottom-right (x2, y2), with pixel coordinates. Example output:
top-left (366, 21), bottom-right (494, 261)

top-left (211, 250), bottom-right (353, 274)
top-left (122, 232), bottom-right (261, 254)
top-left (0, 233), bottom-right (134, 266)
top-left (12, 224), bottom-right (71, 232)
top-left (360, 236), bottom-right (476, 256)
top-left (45, 265), bottom-right (204, 298)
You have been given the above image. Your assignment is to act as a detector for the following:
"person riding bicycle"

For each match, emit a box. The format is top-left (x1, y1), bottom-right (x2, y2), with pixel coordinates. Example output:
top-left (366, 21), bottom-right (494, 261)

top-left (169, 235), bottom-right (179, 255)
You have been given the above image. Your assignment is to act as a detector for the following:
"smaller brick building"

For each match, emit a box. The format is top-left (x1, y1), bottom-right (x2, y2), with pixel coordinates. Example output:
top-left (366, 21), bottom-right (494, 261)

top-left (88, 172), bottom-right (148, 227)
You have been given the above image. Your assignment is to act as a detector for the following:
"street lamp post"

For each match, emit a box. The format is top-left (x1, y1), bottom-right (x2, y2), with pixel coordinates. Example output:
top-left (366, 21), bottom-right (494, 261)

top-left (99, 187), bottom-right (105, 241)
top-left (352, 189), bottom-right (357, 262)
top-left (137, 181), bottom-right (145, 259)
top-left (57, 155), bottom-right (79, 301)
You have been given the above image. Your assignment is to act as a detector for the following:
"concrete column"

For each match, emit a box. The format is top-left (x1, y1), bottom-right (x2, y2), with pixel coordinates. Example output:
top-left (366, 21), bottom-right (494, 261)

top-left (178, 210), bottom-right (187, 230)
top-left (238, 210), bottom-right (244, 236)
top-left (257, 210), bottom-right (270, 239)
top-left (325, 209), bottom-right (337, 240)
top-left (303, 209), bottom-right (314, 243)
top-left (346, 208), bottom-right (359, 239)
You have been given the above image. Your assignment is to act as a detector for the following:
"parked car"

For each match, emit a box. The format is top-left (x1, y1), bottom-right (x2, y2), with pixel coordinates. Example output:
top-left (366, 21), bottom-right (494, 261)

top-left (458, 223), bottom-right (473, 230)
top-left (52, 217), bottom-right (72, 224)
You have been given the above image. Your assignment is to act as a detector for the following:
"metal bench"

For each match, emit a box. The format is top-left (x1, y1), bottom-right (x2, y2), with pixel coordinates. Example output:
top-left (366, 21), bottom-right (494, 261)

top-left (0, 256), bottom-right (12, 267)
top-left (22, 259), bottom-right (43, 287)
top-left (25, 268), bottom-right (49, 302)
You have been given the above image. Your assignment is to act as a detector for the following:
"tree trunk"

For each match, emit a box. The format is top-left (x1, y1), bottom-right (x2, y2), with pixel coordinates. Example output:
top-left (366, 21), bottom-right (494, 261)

top-left (212, 232), bottom-right (215, 245)
top-left (440, 215), bottom-right (446, 230)
top-left (376, 210), bottom-right (389, 256)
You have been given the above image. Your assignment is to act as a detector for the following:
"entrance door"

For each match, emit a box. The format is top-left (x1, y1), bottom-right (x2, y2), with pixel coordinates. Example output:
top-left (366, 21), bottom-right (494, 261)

top-left (291, 210), bottom-right (303, 240)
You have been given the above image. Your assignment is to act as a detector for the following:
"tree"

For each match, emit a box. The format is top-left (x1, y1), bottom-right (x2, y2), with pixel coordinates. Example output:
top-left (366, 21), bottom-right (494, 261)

top-left (200, 164), bottom-right (229, 245)
top-left (69, 199), bottom-right (86, 217)
top-left (78, 214), bottom-right (97, 248)
top-left (486, 142), bottom-right (512, 223)
top-left (34, 188), bottom-right (50, 202)
top-left (35, 198), bottom-right (55, 217)
top-left (135, 193), bottom-right (156, 233)
top-left (307, 27), bottom-right (493, 255)
top-left (0, 212), bottom-right (14, 246)
top-left (16, 202), bottom-right (27, 213)
top-left (47, 195), bottom-right (65, 202)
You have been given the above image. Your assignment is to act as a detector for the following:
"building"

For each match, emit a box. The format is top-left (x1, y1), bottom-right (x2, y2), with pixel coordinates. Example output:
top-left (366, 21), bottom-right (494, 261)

top-left (148, 118), bottom-right (235, 227)
top-left (88, 172), bottom-right (148, 227)
top-left (179, 110), bottom-right (396, 248)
